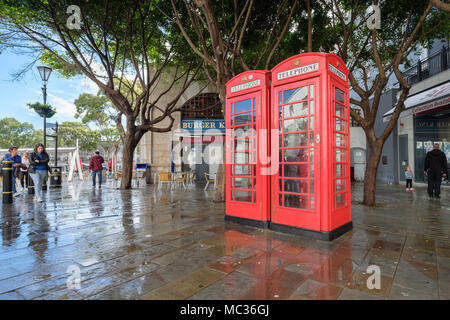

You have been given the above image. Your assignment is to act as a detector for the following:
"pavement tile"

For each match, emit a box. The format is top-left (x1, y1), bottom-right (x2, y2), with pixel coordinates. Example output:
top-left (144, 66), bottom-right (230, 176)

top-left (289, 279), bottom-right (342, 300)
top-left (139, 267), bottom-right (225, 300)
top-left (1, 182), bottom-right (449, 300)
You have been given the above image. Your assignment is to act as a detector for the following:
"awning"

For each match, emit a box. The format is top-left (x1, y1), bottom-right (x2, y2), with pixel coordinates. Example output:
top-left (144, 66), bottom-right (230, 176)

top-left (383, 81), bottom-right (450, 122)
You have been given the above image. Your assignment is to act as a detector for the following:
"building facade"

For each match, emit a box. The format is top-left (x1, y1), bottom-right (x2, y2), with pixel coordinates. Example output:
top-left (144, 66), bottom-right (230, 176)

top-left (380, 44), bottom-right (450, 184)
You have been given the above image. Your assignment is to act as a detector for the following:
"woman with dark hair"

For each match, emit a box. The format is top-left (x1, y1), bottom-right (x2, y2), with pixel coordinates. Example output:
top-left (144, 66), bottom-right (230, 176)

top-left (18, 151), bottom-right (30, 192)
top-left (29, 143), bottom-right (50, 202)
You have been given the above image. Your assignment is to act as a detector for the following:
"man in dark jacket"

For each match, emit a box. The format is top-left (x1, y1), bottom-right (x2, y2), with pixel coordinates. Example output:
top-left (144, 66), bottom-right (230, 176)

top-left (424, 143), bottom-right (448, 198)
top-left (89, 150), bottom-right (104, 188)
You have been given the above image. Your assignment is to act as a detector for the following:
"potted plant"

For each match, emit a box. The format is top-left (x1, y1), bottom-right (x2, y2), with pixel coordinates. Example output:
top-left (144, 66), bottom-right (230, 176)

top-left (27, 102), bottom-right (56, 118)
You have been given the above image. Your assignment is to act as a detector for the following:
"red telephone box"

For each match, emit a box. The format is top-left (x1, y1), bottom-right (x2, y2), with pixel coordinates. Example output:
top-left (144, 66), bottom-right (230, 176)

top-left (270, 53), bottom-right (352, 240)
top-left (225, 71), bottom-right (271, 228)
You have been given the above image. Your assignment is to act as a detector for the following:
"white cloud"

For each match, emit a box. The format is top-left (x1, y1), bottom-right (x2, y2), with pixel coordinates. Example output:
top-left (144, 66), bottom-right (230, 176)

top-left (80, 77), bottom-right (99, 95)
top-left (47, 93), bottom-right (77, 117)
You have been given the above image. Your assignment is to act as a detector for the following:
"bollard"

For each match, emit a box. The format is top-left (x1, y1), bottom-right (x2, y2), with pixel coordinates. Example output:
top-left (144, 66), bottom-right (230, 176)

top-left (27, 171), bottom-right (35, 195)
top-left (2, 160), bottom-right (13, 203)
top-left (50, 166), bottom-right (62, 188)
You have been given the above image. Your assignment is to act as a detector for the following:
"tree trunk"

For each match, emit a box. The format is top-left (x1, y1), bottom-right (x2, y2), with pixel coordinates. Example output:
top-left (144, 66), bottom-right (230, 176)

top-left (306, 0), bottom-right (312, 52)
top-left (120, 135), bottom-right (136, 189)
top-left (363, 140), bottom-right (383, 206)
top-left (213, 80), bottom-right (228, 202)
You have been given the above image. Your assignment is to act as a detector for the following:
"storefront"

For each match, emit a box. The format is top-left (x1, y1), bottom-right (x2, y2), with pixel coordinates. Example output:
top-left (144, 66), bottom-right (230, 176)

top-left (383, 81), bottom-right (450, 182)
top-left (176, 118), bottom-right (225, 183)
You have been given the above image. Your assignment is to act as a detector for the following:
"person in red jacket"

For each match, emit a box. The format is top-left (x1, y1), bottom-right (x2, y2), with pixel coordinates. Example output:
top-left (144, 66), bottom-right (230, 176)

top-left (89, 150), bottom-right (105, 188)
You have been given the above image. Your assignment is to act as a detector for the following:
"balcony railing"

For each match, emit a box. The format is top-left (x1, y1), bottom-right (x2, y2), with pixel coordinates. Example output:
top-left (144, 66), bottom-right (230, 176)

top-left (399, 46), bottom-right (449, 88)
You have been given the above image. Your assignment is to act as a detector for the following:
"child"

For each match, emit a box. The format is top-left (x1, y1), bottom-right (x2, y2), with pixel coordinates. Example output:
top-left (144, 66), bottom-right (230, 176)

top-left (405, 167), bottom-right (414, 191)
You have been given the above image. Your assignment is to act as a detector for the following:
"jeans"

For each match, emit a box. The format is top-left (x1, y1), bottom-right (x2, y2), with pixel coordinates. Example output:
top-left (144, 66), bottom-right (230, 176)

top-left (30, 170), bottom-right (47, 199)
top-left (12, 172), bottom-right (16, 193)
top-left (92, 170), bottom-right (102, 185)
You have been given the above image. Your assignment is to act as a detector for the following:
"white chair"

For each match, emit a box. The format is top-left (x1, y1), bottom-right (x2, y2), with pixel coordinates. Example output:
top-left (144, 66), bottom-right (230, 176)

top-left (188, 171), bottom-right (196, 185)
top-left (204, 173), bottom-right (216, 190)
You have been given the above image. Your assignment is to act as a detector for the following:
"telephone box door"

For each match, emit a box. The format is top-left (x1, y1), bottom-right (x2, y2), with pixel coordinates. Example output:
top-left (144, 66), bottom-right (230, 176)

top-left (270, 77), bottom-right (321, 231)
top-left (226, 93), bottom-right (262, 222)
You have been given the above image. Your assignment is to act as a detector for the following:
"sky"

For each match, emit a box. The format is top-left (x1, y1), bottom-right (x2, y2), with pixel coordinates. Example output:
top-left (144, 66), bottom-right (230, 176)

top-left (0, 49), bottom-right (100, 130)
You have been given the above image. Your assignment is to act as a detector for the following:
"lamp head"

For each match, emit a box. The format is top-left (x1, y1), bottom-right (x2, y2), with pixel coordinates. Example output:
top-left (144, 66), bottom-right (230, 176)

top-left (37, 65), bottom-right (52, 82)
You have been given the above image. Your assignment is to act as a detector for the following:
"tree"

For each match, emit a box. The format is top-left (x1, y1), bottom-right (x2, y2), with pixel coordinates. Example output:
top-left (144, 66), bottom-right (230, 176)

top-left (165, 0), bottom-right (334, 201)
top-left (74, 92), bottom-right (121, 162)
top-left (321, 0), bottom-right (449, 205)
top-left (0, 0), bottom-right (204, 189)
top-left (0, 117), bottom-right (42, 149)
top-left (58, 121), bottom-right (99, 152)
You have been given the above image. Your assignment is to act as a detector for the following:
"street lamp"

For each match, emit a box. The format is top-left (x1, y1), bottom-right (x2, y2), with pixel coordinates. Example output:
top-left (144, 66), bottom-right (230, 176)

top-left (37, 65), bottom-right (52, 147)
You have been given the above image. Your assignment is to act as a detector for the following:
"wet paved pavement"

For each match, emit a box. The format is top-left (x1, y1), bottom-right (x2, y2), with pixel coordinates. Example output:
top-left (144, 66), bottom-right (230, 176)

top-left (0, 180), bottom-right (449, 300)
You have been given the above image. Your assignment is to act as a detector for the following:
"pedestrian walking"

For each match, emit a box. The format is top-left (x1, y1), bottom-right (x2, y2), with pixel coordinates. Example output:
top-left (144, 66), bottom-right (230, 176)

top-left (89, 150), bottom-right (104, 188)
top-left (405, 166), bottom-right (414, 191)
top-left (3, 146), bottom-right (21, 195)
top-left (29, 144), bottom-right (50, 202)
top-left (108, 158), bottom-right (113, 177)
top-left (424, 143), bottom-right (448, 198)
top-left (18, 151), bottom-right (30, 192)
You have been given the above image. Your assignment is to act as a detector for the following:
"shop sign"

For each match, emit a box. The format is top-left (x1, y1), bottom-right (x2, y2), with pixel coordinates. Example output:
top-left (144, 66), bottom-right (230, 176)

top-left (277, 63), bottom-right (319, 80)
top-left (181, 119), bottom-right (225, 132)
top-left (230, 79), bottom-right (260, 93)
top-left (329, 64), bottom-right (346, 81)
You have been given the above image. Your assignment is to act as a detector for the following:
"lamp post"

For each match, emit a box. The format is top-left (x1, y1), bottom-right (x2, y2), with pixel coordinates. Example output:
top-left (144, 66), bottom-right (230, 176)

top-left (37, 65), bottom-right (52, 147)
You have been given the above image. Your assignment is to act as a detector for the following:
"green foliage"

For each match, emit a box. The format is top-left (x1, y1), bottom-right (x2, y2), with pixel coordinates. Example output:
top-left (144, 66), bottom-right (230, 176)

top-left (74, 92), bottom-right (121, 152)
top-left (0, 117), bottom-right (42, 149)
top-left (27, 102), bottom-right (56, 118)
top-left (39, 50), bottom-right (81, 79)
top-left (58, 121), bottom-right (100, 152)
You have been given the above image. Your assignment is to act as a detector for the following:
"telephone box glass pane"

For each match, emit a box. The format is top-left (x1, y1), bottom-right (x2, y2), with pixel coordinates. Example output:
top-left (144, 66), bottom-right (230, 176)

top-left (284, 86), bottom-right (308, 103)
top-left (235, 99), bottom-right (252, 113)
top-left (336, 179), bottom-right (346, 192)
top-left (235, 152), bottom-right (249, 164)
top-left (336, 164), bottom-right (345, 177)
top-left (284, 133), bottom-right (308, 147)
top-left (336, 88), bottom-right (345, 103)
top-left (235, 138), bottom-right (249, 151)
top-left (235, 190), bottom-right (252, 202)
top-left (235, 177), bottom-right (252, 189)
top-left (284, 118), bottom-right (308, 132)
top-left (335, 117), bottom-right (345, 132)
top-left (284, 180), bottom-right (308, 193)
top-left (284, 164), bottom-right (308, 177)
top-left (235, 165), bottom-right (251, 175)
top-left (284, 102), bottom-right (308, 117)
top-left (336, 193), bottom-right (346, 208)
top-left (336, 148), bottom-right (345, 162)
top-left (284, 148), bottom-right (308, 162)
top-left (284, 194), bottom-right (308, 209)
top-left (234, 112), bottom-right (253, 125)
top-left (234, 125), bottom-right (253, 138)
top-left (335, 103), bottom-right (344, 118)
top-left (336, 133), bottom-right (345, 147)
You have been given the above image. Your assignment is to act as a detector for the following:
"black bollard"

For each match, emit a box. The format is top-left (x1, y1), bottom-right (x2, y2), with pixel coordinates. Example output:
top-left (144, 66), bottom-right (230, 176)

top-left (49, 166), bottom-right (62, 188)
top-left (2, 160), bottom-right (13, 203)
top-left (27, 171), bottom-right (35, 195)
